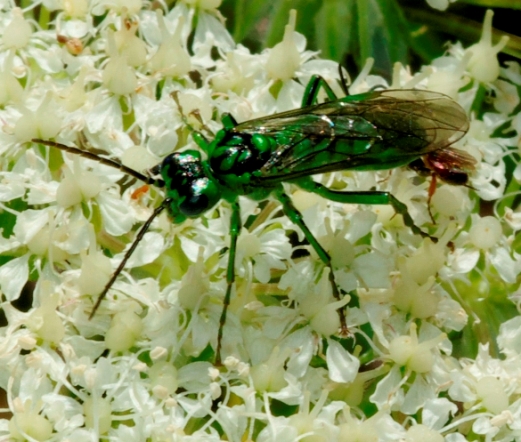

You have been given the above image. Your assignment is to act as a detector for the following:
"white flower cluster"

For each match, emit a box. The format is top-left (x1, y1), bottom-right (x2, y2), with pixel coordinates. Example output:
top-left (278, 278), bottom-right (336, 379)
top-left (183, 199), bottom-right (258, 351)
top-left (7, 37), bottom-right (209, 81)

top-left (0, 1), bottom-right (519, 440)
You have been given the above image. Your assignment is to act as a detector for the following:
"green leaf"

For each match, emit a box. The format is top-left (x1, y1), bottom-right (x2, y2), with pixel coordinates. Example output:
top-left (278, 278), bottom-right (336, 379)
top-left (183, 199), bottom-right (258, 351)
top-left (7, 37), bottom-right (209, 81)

top-left (373, 0), bottom-right (411, 72)
top-left (459, 0), bottom-right (521, 8)
top-left (230, 0), bottom-right (271, 43)
top-left (352, 0), bottom-right (411, 76)
top-left (313, 0), bottom-right (354, 61)
top-left (404, 7), bottom-right (521, 59)
top-left (264, 0), bottom-right (323, 49)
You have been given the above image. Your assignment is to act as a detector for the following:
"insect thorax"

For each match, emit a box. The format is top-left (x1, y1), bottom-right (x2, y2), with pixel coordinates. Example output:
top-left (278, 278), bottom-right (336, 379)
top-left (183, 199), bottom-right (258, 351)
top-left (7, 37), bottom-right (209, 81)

top-left (208, 131), bottom-right (277, 198)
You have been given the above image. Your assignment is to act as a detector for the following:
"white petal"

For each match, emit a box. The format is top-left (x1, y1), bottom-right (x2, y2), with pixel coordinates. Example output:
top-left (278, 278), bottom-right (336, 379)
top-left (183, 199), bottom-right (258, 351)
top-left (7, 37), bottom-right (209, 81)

top-left (283, 327), bottom-right (314, 378)
top-left (353, 252), bottom-right (391, 288)
top-left (370, 365), bottom-right (404, 409)
top-left (85, 95), bottom-right (123, 134)
top-left (96, 191), bottom-right (134, 236)
top-left (118, 232), bottom-right (165, 268)
top-left (450, 248), bottom-right (480, 273)
top-left (0, 254), bottom-right (29, 301)
top-left (422, 398), bottom-right (458, 430)
top-left (490, 247), bottom-right (521, 283)
top-left (0, 174), bottom-right (25, 201)
top-left (326, 338), bottom-right (360, 383)
top-left (253, 256), bottom-right (271, 284)
top-left (401, 374), bottom-right (433, 414)
top-left (13, 209), bottom-right (49, 243)
top-left (498, 316), bottom-right (521, 356)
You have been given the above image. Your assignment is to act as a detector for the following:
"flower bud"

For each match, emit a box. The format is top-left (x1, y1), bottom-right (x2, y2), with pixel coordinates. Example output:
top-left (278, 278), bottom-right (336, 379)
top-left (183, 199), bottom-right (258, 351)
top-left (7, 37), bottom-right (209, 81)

top-left (466, 10), bottom-right (509, 83)
top-left (149, 361), bottom-right (178, 396)
top-left (105, 307), bottom-right (143, 352)
top-left (250, 347), bottom-right (289, 392)
top-left (14, 93), bottom-right (62, 142)
top-left (405, 424), bottom-right (444, 442)
top-left (388, 323), bottom-right (445, 373)
top-left (476, 376), bottom-right (509, 414)
top-left (266, 10), bottom-right (300, 81)
top-left (0, 53), bottom-right (23, 105)
top-left (9, 409), bottom-right (53, 441)
top-left (83, 396), bottom-right (112, 434)
top-left (2, 8), bottom-right (32, 50)
top-left (178, 248), bottom-right (209, 310)
top-left (102, 54), bottom-right (137, 95)
top-left (27, 292), bottom-right (65, 344)
top-left (113, 18), bottom-right (147, 67)
top-left (469, 216), bottom-right (502, 250)
top-left (149, 12), bottom-right (191, 77)
top-left (64, 0), bottom-right (89, 18)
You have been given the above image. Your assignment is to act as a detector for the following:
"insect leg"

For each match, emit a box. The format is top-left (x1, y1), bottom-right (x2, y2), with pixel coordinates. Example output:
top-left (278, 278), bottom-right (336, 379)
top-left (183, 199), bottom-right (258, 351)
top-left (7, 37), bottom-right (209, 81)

top-left (215, 199), bottom-right (241, 365)
top-left (301, 75), bottom-right (339, 106)
top-left (427, 173), bottom-right (438, 224)
top-left (89, 199), bottom-right (171, 318)
top-left (170, 92), bottom-right (214, 155)
top-left (303, 181), bottom-right (438, 243)
top-left (273, 188), bottom-right (348, 335)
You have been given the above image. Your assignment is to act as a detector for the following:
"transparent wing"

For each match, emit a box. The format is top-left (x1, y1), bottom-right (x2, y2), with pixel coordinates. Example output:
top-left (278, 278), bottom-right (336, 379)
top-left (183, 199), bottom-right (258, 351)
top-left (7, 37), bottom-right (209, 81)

top-left (234, 89), bottom-right (469, 182)
top-left (426, 147), bottom-right (477, 172)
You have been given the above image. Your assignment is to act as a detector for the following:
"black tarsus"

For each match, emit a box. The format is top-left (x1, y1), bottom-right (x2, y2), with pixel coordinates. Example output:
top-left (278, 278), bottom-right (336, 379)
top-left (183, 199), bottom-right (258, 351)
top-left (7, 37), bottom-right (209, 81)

top-left (338, 64), bottom-right (350, 96)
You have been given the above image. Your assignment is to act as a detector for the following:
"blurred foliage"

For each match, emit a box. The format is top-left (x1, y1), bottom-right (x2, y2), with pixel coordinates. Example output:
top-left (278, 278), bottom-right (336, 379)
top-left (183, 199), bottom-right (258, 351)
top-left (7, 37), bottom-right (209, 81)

top-left (219, 0), bottom-right (521, 80)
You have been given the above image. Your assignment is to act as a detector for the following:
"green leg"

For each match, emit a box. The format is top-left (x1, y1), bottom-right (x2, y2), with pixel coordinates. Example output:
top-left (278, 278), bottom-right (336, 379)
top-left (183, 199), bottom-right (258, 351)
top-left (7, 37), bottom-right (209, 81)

top-left (302, 75), bottom-right (339, 106)
top-left (215, 199), bottom-right (241, 365)
top-left (299, 180), bottom-right (438, 242)
top-left (273, 187), bottom-right (348, 335)
top-left (171, 91), bottom-right (216, 156)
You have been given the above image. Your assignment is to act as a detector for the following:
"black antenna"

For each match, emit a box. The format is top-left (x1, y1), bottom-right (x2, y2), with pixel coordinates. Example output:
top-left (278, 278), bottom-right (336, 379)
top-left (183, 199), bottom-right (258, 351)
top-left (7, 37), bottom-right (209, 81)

top-left (31, 138), bottom-right (170, 317)
top-left (89, 200), bottom-right (171, 318)
top-left (32, 139), bottom-right (165, 187)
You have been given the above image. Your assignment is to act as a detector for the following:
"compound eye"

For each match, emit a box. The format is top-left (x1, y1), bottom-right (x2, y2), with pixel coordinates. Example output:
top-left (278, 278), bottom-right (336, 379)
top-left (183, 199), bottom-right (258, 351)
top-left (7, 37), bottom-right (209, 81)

top-left (159, 153), bottom-right (181, 182)
top-left (179, 195), bottom-right (208, 216)
top-left (179, 178), bottom-right (220, 217)
top-left (160, 153), bottom-right (180, 170)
